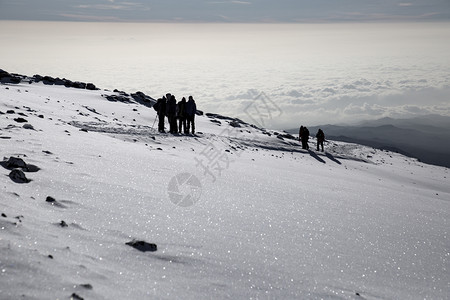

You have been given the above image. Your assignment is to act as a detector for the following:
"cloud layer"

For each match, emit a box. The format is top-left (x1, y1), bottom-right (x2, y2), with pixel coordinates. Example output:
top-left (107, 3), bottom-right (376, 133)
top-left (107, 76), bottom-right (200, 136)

top-left (1, 21), bottom-right (449, 129)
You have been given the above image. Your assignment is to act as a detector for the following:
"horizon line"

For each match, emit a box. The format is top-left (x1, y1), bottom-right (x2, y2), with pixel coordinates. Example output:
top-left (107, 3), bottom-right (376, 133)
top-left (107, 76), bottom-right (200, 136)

top-left (1, 19), bottom-right (449, 25)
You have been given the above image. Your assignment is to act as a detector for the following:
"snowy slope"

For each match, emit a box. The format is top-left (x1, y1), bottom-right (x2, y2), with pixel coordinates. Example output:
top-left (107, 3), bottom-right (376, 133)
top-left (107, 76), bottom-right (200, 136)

top-left (0, 80), bottom-right (449, 300)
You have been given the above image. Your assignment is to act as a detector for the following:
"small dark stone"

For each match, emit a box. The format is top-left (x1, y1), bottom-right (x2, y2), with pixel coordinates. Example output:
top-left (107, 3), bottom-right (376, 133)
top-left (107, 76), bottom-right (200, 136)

top-left (23, 124), bottom-right (34, 130)
top-left (71, 293), bottom-right (84, 300)
top-left (42, 150), bottom-right (53, 155)
top-left (48, 255), bottom-right (53, 259)
top-left (6, 110), bottom-right (15, 114)
top-left (8, 169), bottom-right (30, 183)
top-left (356, 292), bottom-right (361, 296)
top-left (38, 114), bottom-right (44, 118)
top-left (14, 117), bottom-right (28, 123)
top-left (1, 213), bottom-right (6, 218)
top-left (80, 128), bottom-right (88, 132)
top-left (59, 220), bottom-right (68, 227)
top-left (46, 196), bottom-right (56, 203)
top-left (126, 240), bottom-right (157, 252)
top-left (79, 284), bottom-right (93, 290)
top-left (156, 147), bottom-right (163, 151)
top-left (25, 163), bottom-right (40, 172)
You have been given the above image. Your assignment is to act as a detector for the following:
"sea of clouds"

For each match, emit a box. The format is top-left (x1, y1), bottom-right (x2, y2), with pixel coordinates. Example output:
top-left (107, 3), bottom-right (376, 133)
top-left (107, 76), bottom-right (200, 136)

top-left (1, 21), bottom-right (449, 129)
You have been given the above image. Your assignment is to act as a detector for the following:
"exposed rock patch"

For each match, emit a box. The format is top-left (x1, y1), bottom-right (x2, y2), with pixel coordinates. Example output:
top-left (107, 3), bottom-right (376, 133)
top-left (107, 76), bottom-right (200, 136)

top-left (14, 117), bottom-right (28, 123)
top-left (8, 169), bottom-right (30, 183)
top-left (45, 196), bottom-right (68, 208)
top-left (0, 157), bottom-right (40, 172)
top-left (126, 240), bottom-right (157, 252)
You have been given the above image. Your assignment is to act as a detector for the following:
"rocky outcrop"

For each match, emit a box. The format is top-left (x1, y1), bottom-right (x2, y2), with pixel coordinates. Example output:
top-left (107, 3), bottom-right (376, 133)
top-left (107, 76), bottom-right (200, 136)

top-left (32, 74), bottom-right (98, 90)
top-left (0, 69), bottom-right (23, 84)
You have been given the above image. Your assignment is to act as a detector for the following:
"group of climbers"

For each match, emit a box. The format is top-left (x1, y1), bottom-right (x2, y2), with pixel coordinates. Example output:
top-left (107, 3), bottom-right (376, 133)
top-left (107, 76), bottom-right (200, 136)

top-left (153, 94), bottom-right (197, 134)
top-left (299, 126), bottom-right (325, 152)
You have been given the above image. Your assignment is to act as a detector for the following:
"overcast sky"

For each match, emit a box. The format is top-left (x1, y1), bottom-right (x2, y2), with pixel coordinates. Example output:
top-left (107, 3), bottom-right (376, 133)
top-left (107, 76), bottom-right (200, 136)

top-left (1, 0), bottom-right (449, 22)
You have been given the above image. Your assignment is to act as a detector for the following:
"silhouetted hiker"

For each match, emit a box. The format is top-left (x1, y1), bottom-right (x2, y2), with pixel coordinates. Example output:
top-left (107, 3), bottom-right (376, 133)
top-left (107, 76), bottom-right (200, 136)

top-left (186, 96), bottom-right (197, 134)
top-left (164, 93), bottom-right (172, 131)
top-left (177, 97), bottom-right (187, 134)
top-left (167, 95), bottom-right (177, 134)
top-left (299, 126), bottom-right (304, 143)
top-left (301, 126), bottom-right (310, 150)
top-left (153, 97), bottom-right (167, 133)
top-left (316, 129), bottom-right (325, 152)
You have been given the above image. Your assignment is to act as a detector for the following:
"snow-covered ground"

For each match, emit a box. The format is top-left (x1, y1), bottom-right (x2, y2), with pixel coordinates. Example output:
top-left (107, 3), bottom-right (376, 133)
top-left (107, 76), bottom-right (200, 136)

top-left (0, 81), bottom-right (449, 300)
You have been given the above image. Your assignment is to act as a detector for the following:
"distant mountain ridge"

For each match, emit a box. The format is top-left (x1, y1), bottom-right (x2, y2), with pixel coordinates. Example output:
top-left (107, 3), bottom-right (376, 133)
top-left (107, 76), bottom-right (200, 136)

top-left (287, 115), bottom-right (450, 168)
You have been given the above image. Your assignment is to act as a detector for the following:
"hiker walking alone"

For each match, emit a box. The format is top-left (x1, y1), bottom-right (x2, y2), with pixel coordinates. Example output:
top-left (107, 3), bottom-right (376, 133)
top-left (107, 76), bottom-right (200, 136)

top-left (316, 129), bottom-right (325, 152)
top-left (186, 96), bottom-right (197, 134)
top-left (153, 97), bottom-right (167, 133)
top-left (301, 126), bottom-right (310, 150)
top-left (177, 97), bottom-right (187, 134)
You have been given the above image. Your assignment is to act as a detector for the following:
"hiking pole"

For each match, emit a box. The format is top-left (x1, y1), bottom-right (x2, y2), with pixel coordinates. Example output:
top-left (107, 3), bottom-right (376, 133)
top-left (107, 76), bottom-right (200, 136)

top-left (151, 114), bottom-right (158, 129)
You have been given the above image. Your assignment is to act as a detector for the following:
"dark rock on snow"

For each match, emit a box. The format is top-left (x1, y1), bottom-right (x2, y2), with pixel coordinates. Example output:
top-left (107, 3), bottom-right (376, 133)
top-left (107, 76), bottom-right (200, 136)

top-left (46, 196), bottom-right (56, 203)
top-left (14, 117), bottom-right (28, 123)
top-left (0, 157), bottom-right (40, 172)
top-left (79, 284), bottom-right (93, 290)
top-left (32, 73), bottom-right (98, 90)
top-left (131, 91), bottom-right (156, 108)
top-left (8, 169), bottom-right (30, 183)
top-left (126, 240), bottom-right (157, 252)
top-left (45, 196), bottom-right (67, 208)
top-left (23, 124), bottom-right (35, 130)
top-left (2, 157), bottom-right (27, 169)
top-left (0, 69), bottom-right (22, 84)
top-left (70, 293), bottom-right (84, 300)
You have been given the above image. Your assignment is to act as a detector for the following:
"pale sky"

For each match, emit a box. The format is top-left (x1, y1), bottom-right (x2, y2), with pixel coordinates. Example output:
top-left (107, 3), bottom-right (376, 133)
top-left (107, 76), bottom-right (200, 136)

top-left (0, 0), bottom-right (449, 23)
